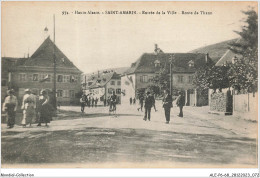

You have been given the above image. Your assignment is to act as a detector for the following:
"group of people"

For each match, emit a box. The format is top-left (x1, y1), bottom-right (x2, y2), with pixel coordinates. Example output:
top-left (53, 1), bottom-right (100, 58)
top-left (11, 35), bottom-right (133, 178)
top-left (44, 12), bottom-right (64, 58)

top-left (80, 91), bottom-right (118, 115)
top-left (80, 95), bottom-right (99, 113)
top-left (129, 97), bottom-right (136, 105)
top-left (2, 88), bottom-right (53, 129)
top-left (137, 89), bottom-right (185, 124)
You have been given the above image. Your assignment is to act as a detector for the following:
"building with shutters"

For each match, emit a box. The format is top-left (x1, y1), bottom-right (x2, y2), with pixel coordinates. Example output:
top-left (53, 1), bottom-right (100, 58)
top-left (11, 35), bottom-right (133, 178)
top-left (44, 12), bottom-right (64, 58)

top-left (83, 71), bottom-right (121, 104)
top-left (1, 36), bottom-right (82, 105)
top-left (121, 45), bottom-right (213, 106)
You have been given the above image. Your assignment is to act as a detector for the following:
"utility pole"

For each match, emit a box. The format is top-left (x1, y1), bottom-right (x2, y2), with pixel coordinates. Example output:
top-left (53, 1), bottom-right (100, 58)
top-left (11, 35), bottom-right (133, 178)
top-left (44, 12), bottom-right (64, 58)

top-left (53, 14), bottom-right (57, 110)
top-left (169, 54), bottom-right (175, 96)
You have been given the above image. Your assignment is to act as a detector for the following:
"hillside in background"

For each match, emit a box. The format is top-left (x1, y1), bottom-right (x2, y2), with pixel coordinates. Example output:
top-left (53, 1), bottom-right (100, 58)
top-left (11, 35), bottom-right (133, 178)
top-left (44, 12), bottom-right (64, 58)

top-left (189, 38), bottom-right (238, 64)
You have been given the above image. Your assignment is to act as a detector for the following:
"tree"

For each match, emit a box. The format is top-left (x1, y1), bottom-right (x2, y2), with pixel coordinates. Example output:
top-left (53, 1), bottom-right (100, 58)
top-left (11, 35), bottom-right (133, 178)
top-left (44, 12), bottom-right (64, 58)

top-left (147, 85), bottom-right (160, 96)
top-left (194, 8), bottom-right (258, 93)
top-left (229, 8), bottom-right (258, 92)
top-left (151, 65), bottom-right (170, 94)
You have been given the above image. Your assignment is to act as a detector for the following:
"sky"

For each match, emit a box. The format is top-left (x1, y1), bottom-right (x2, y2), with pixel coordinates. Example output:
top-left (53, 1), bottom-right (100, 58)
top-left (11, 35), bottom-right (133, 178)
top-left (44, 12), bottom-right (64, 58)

top-left (2, 1), bottom-right (258, 74)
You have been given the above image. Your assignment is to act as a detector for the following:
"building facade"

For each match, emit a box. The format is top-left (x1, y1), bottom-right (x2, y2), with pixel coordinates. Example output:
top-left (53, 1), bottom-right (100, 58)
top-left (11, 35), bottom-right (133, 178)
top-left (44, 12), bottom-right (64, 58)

top-left (83, 71), bottom-right (122, 104)
top-left (121, 48), bottom-right (213, 106)
top-left (1, 37), bottom-right (82, 105)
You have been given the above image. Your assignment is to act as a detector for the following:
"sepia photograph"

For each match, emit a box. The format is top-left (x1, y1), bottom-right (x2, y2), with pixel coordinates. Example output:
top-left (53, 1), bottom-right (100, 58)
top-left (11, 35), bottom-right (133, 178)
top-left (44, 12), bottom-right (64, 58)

top-left (1, 1), bottom-right (259, 176)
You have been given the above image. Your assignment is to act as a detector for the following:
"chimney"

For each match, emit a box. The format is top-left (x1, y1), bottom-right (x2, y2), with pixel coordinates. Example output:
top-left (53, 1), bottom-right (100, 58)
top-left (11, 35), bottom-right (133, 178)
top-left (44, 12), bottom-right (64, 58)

top-left (154, 44), bottom-right (158, 54)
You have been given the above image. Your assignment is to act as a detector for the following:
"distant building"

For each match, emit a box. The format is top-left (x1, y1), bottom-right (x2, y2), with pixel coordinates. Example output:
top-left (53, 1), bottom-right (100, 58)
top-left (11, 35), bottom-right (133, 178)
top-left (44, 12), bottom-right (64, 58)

top-left (1, 36), bottom-right (82, 105)
top-left (83, 71), bottom-right (122, 104)
top-left (121, 45), bottom-right (213, 106)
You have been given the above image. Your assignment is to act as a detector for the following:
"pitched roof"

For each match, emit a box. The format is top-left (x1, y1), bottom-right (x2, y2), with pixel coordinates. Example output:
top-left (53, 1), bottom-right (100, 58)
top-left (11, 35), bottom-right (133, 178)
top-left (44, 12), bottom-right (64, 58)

top-left (189, 38), bottom-right (239, 64)
top-left (215, 39), bottom-right (242, 66)
top-left (21, 36), bottom-right (81, 72)
top-left (123, 53), bottom-right (212, 74)
top-left (1, 57), bottom-right (27, 72)
top-left (86, 71), bottom-right (120, 89)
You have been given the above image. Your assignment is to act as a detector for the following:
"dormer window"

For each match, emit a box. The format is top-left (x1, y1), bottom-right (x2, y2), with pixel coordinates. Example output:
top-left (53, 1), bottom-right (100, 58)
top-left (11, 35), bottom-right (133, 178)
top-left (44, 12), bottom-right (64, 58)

top-left (154, 60), bottom-right (160, 67)
top-left (188, 60), bottom-right (194, 68)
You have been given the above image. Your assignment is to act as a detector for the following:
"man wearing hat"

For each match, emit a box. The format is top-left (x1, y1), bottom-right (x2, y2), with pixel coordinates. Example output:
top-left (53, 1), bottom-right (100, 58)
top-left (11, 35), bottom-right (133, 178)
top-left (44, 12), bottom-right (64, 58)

top-left (176, 91), bottom-right (185, 117)
top-left (21, 89), bottom-right (36, 127)
top-left (2, 89), bottom-right (18, 128)
top-left (162, 89), bottom-right (173, 124)
top-left (143, 91), bottom-right (154, 121)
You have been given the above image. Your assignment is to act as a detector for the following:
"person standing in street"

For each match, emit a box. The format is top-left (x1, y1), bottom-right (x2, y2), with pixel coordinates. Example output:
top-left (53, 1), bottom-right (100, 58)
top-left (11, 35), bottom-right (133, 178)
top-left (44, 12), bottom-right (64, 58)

top-left (37, 90), bottom-right (52, 127)
top-left (176, 91), bottom-right (185, 117)
top-left (162, 89), bottom-right (173, 124)
top-left (133, 98), bottom-right (136, 105)
top-left (87, 96), bottom-right (91, 107)
top-left (95, 97), bottom-right (98, 107)
top-left (109, 91), bottom-right (117, 116)
top-left (85, 96), bottom-right (89, 108)
top-left (130, 97), bottom-right (132, 105)
top-left (143, 91), bottom-right (154, 121)
top-left (21, 89), bottom-right (36, 127)
top-left (91, 97), bottom-right (94, 107)
top-left (137, 95), bottom-right (144, 112)
top-left (80, 94), bottom-right (86, 113)
top-left (2, 89), bottom-right (18, 129)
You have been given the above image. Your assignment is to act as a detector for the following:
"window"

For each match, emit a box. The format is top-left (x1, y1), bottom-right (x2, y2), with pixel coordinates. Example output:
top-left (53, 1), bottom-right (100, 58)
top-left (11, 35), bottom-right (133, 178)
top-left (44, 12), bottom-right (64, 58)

top-left (58, 75), bottom-right (63, 82)
top-left (188, 60), bottom-right (194, 68)
top-left (154, 60), bottom-right (160, 67)
top-left (69, 90), bottom-right (75, 98)
top-left (117, 81), bottom-right (121, 85)
top-left (108, 88), bottom-right (114, 94)
top-left (63, 75), bottom-right (70, 83)
top-left (188, 76), bottom-right (193, 83)
top-left (178, 76), bottom-right (184, 83)
top-left (140, 75), bottom-right (148, 83)
top-left (19, 73), bottom-right (26, 81)
top-left (63, 90), bottom-right (69, 98)
top-left (116, 89), bottom-right (121, 94)
top-left (70, 75), bottom-right (77, 83)
top-left (46, 74), bottom-right (51, 82)
top-left (88, 82), bottom-right (93, 86)
top-left (57, 90), bottom-right (63, 97)
top-left (110, 81), bottom-right (115, 85)
top-left (27, 74), bottom-right (33, 81)
top-left (33, 74), bottom-right (39, 81)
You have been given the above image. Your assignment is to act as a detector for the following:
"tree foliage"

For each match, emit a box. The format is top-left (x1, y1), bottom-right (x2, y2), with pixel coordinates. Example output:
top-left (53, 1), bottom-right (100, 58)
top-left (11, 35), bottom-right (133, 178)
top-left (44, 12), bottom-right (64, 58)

top-left (194, 8), bottom-right (258, 93)
top-left (229, 9), bottom-right (258, 92)
top-left (151, 65), bottom-right (170, 94)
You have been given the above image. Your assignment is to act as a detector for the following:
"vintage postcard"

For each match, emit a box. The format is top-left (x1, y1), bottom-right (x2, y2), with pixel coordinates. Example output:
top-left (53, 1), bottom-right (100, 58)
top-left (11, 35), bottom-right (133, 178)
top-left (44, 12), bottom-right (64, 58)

top-left (1, 1), bottom-right (259, 175)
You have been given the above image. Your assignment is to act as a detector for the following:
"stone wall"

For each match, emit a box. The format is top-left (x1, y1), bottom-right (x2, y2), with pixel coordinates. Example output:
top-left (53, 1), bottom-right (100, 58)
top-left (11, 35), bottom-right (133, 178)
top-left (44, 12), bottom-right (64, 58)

top-left (210, 92), bottom-right (227, 112)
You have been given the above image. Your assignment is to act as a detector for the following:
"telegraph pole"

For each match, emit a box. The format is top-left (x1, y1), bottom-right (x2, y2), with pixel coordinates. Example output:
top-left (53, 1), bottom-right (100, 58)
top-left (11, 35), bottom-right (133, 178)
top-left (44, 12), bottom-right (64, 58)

top-left (169, 54), bottom-right (174, 96)
top-left (53, 14), bottom-right (57, 109)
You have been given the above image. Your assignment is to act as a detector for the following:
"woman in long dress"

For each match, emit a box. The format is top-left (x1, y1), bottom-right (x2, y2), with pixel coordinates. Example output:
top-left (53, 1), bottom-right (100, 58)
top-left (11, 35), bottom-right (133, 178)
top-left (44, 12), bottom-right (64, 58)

top-left (2, 89), bottom-right (18, 128)
top-left (21, 89), bottom-right (36, 127)
top-left (37, 90), bottom-right (52, 127)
